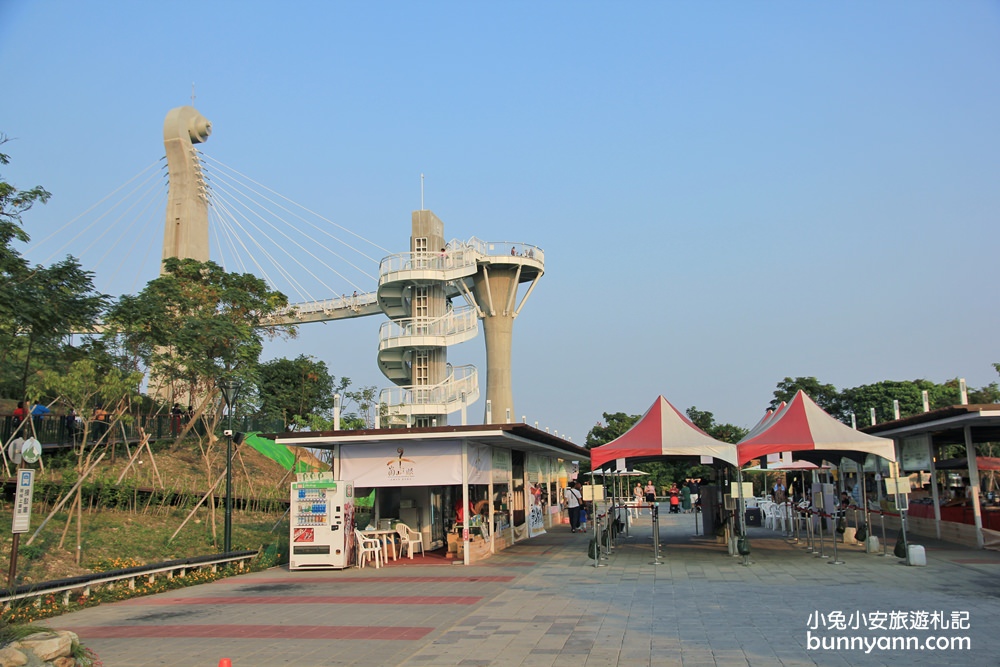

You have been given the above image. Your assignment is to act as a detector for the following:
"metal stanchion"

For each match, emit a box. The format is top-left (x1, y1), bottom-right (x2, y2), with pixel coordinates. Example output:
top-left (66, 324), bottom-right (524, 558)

top-left (604, 508), bottom-right (618, 554)
top-left (816, 510), bottom-right (829, 558)
top-left (829, 509), bottom-right (845, 565)
top-left (789, 500), bottom-right (800, 543)
top-left (877, 509), bottom-right (889, 557)
top-left (649, 503), bottom-right (663, 564)
top-left (592, 504), bottom-right (607, 567)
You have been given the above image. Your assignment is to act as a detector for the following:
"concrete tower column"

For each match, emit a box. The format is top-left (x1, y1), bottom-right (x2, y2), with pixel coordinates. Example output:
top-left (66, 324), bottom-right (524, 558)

top-left (472, 267), bottom-right (518, 424)
top-left (411, 210), bottom-right (449, 425)
top-left (162, 106), bottom-right (212, 269)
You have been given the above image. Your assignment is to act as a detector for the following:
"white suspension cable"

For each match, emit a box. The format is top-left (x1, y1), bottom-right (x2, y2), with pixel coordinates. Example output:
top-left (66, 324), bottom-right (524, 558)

top-left (93, 178), bottom-right (166, 278)
top-left (200, 152), bottom-right (393, 257)
top-left (206, 171), bottom-right (370, 296)
top-left (36, 165), bottom-right (166, 266)
top-left (126, 218), bottom-right (160, 295)
top-left (28, 158), bottom-right (165, 260)
top-left (208, 187), bottom-right (316, 303)
top-left (203, 161), bottom-right (379, 283)
top-left (210, 194), bottom-right (303, 300)
top-left (100, 187), bottom-right (166, 293)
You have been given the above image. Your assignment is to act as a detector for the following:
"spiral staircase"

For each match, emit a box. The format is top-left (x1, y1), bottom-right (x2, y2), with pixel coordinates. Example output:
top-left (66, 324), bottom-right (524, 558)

top-left (376, 235), bottom-right (544, 427)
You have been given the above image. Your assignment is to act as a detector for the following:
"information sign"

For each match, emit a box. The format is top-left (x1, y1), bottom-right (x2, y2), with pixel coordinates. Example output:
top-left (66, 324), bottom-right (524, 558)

top-left (12, 470), bottom-right (34, 534)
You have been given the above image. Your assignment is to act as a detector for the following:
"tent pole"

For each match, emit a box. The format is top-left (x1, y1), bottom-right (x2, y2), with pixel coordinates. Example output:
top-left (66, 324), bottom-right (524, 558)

top-left (736, 465), bottom-right (750, 566)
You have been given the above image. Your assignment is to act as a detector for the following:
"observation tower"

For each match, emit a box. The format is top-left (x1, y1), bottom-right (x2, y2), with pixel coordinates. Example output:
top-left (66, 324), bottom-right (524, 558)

top-left (376, 211), bottom-right (544, 426)
top-left (158, 106), bottom-right (544, 427)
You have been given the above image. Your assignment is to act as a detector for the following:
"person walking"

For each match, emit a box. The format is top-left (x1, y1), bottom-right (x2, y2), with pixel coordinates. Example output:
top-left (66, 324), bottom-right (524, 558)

top-left (564, 482), bottom-right (584, 533)
top-left (632, 482), bottom-right (643, 519)
top-left (644, 480), bottom-right (656, 515)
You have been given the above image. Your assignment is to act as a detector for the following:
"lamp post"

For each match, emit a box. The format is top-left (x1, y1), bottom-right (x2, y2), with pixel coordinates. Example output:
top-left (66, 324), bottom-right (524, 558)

top-left (218, 378), bottom-right (243, 553)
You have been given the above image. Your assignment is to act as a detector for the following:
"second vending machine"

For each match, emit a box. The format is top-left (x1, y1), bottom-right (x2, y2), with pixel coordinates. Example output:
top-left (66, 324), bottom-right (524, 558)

top-left (289, 475), bottom-right (354, 570)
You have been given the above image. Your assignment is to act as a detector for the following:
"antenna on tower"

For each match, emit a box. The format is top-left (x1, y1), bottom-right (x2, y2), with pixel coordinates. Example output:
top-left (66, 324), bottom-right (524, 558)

top-left (420, 173), bottom-right (425, 210)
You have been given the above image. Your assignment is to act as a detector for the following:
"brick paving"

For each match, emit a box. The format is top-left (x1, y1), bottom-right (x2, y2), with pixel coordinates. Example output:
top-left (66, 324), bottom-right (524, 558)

top-left (44, 511), bottom-right (1000, 666)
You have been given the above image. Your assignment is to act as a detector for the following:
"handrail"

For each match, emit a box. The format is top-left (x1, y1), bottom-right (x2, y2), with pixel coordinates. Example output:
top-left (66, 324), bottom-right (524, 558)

top-left (378, 306), bottom-right (478, 344)
top-left (263, 291), bottom-right (378, 322)
top-left (378, 365), bottom-right (478, 410)
top-left (0, 550), bottom-right (258, 607)
top-left (378, 238), bottom-right (544, 280)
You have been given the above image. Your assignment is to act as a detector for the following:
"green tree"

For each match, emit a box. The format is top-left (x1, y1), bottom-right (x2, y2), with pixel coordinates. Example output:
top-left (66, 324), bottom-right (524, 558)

top-left (585, 412), bottom-right (640, 449)
top-left (770, 376), bottom-right (841, 417)
top-left (4, 258), bottom-right (107, 396)
top-left (685, 406), bottom-right (748, 444)
top-left (0, 135), bottom-right (106, 398)
top-left (29, 358), bottom-right (144, 563)
top-left (105, 257), bottom-right (295, 404)
top-left (840, 379), bottom-right (956, 427)
top-left (104, 258), bottom-right (295, 548)
top-left (343, 385), bottom-right (379, 429)
top-left (0, 135), bottom-right (49, 274)
top-left (257, 355), bottom-right (347, 430)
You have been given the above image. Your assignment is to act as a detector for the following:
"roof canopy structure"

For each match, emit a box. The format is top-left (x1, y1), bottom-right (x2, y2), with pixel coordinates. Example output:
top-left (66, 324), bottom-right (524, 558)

top-left (589, 396), bottom-right (738, 470)
top-left (933, 457), bottom-right (1000, 472)
top-left (737, 390), bottom-right (896, 466)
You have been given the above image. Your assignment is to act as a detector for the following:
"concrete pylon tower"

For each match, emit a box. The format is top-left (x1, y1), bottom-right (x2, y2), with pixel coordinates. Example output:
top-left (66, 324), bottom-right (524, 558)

top-left (471, 256), bottom-right (540, 424)
top-left (162, 106), bottom-right (212, 269)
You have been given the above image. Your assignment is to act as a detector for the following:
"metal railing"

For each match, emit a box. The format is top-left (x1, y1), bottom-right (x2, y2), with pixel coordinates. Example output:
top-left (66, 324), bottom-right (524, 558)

top-left (378, 238), bottom-right (545, 281)
top-left (0, 550), bottom-right (259, 608)
top-left (378, 307), bottom-right (479, 348)
top-left (1, 414), bottom-right (286, 448)
top-left (262, 291), bottom-right (379, 323)
top-left (378, 365), bottom-right (479, 415)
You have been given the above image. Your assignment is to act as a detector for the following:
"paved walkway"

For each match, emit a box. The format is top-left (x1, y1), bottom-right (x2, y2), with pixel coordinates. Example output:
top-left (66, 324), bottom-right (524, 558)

top-left (43, 510), bottom-right (1000, 666)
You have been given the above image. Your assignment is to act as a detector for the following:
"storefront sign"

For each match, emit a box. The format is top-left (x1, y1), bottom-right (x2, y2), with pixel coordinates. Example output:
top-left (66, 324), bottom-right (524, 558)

top-left (341, 441), bottom-right (463, 487)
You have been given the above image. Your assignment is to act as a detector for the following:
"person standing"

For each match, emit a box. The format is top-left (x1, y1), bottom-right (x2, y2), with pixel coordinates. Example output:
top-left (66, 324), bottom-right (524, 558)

top-left (644, 480), bottom-right (656, 503)
top-left (12, 401), bottom-right (26, 429)
top-left (681, 483), bottom-right (692, 513)
top-left (65, 409), bottom-right (78, 443)
top-left (564, 482), bottom-right (583, 533)
top-left (773, 480), bottom-right (787, 503)
top-left (668, 483), bottom-right (681, 514)
top-left (632, 482), bottom-right (643, 518)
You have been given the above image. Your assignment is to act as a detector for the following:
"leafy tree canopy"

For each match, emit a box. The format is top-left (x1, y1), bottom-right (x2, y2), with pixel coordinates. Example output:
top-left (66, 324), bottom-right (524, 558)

top-left (0, 135), bottom-right (106, 398)
top-left (770, 377), bottom-right (841, 416)
top-left (104, 257), bottom-right (296, 399)
top-left (768, 367), bottom-right (1000, 428)
top-left (257, 354), bottom-right (347, 430)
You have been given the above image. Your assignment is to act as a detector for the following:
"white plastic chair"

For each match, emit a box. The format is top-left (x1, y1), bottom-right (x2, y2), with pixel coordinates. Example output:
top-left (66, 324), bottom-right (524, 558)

top-left (355, 530), bottom-right (383, 569)
top-left (396, 523), bottom-right (424, 559)
top-left (759, 501), bottom-right (776, 529)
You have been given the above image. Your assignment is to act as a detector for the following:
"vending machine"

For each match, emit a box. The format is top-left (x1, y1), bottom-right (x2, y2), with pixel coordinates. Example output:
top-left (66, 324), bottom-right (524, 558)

top-left (289, 475), bottom-right (354, 570)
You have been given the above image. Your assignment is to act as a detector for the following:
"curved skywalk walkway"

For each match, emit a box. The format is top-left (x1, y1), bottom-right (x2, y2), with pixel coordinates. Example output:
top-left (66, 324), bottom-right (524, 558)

top-left (45, 512), bottom-right (1000, 666)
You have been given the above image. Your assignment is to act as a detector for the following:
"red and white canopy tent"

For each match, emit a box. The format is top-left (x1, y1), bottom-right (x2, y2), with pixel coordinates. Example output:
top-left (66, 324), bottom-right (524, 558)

top-left (737, 391), bottom-right (896, 467)
top-left (590, 396), bottom-right (739, 471)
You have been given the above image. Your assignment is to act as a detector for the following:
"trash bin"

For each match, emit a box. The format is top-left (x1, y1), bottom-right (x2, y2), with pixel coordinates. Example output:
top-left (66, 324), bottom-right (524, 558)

top-left (745, 507), bottom-right (762, 527)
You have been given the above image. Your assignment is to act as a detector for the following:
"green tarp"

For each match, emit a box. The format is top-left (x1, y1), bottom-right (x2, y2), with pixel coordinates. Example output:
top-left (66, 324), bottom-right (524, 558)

top-left (244, 432), bottom-right (316, 473)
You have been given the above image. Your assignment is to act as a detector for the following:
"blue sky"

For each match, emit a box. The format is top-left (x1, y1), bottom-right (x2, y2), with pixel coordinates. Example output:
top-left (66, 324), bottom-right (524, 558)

top-left (2, 1), bottom-right (998, 441)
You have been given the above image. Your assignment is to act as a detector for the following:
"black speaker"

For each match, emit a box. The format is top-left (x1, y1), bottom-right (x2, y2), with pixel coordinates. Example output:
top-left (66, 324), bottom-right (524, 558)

top-left (745, 507), bottom-right (762, 527)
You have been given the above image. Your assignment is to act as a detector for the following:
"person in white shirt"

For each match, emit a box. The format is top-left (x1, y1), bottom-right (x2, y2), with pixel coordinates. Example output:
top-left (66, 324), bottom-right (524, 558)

top-left (564, 482), bottom-right (583, 533)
